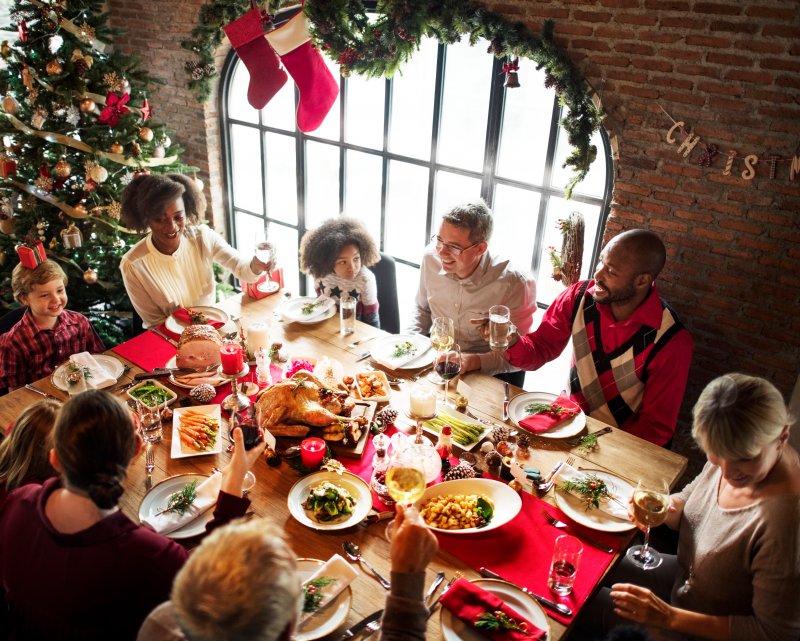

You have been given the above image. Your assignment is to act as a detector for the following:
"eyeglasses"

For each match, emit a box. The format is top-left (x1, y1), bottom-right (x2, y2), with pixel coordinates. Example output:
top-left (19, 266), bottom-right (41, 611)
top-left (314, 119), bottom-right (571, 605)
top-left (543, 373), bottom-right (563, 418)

top-left (430, 234), bottom-right (482, 257)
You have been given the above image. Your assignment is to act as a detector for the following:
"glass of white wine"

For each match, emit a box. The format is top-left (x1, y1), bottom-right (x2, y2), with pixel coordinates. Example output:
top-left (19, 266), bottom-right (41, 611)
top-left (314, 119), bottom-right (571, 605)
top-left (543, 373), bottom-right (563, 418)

top-left (626, 478), bottom-right (670, 570)
top-left (429, 317), bottom-right (455, 384)
top-left (384, 445), bottom-right (428, 541)
top-left (256, 228), bottom-right (279, 294)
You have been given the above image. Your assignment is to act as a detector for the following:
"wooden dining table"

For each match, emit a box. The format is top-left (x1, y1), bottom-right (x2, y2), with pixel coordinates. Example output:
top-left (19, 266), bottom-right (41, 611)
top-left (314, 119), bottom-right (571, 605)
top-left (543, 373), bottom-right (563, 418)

top-left (0, 291), bottom-right (688, 641)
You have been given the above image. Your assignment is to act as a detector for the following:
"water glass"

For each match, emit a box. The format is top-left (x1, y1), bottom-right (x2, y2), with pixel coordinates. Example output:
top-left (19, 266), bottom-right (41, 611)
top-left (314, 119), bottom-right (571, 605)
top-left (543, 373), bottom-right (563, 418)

top-left (340, 296), bottom-right (356, 335)
top-left (548, 534), bottom-right (582, 595)
top-left (137, 400), bottom-right (163, 444)
top-left (489, 304), bottom-right (512, 351)
top-left (254, 347), bottom-right (272, 385)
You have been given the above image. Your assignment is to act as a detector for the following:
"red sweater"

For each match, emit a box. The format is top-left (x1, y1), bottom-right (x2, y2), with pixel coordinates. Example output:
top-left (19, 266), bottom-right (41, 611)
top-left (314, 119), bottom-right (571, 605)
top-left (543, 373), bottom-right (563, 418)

top-left (0, 477), bottom-right (247, 641)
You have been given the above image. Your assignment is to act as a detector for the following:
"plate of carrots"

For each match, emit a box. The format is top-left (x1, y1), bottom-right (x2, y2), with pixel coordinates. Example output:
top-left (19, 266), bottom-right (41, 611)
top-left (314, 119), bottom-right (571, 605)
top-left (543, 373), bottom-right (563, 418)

top-left (171, 405), bottom-right (223, 458)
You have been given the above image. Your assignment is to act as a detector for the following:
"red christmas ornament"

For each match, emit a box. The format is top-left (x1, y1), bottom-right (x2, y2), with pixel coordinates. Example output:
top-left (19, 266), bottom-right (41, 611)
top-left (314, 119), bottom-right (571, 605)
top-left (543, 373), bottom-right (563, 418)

top-left (98, 92), bottom-right (131, 127)
top-left (83, 178), bottom-right (97, 192)
top-left (139, 98), bottom-right (152, 122)
top-left (39, 164), bottom-right (51, 178)
top-left (17, 21), bottom-right (28, 42)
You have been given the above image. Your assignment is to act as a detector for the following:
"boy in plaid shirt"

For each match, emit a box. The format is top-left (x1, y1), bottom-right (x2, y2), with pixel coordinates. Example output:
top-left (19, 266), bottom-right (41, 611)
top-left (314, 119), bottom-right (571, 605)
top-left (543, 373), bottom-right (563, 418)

top-left (0, 259), bottom-right (104, 390)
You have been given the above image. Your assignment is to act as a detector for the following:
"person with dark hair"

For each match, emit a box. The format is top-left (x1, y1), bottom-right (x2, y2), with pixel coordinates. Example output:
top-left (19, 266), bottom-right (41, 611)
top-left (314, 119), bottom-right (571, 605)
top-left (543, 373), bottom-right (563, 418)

top-left (410, 200), bottom-right (537, 384)
top-left (490, 228), bottom-right (693, 446)
top-left (0, 389), bottom-right (264, 641)
top-left (120, 173), bottom-right (273, 328)
top-left (299, 216), bottom-right (381, 327)
top-left (0, 399), bottom-right (59, 503)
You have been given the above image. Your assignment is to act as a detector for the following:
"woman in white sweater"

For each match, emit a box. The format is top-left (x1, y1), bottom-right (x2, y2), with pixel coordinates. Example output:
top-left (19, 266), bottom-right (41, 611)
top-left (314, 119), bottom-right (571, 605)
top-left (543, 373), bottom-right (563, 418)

top-left (119, 174), bottom-right (271, 328)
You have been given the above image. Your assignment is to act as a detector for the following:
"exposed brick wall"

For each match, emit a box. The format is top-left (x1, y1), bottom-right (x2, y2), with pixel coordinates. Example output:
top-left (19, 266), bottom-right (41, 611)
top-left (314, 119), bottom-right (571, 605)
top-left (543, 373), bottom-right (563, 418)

top-left (108, 1), bottom-right (800, 420)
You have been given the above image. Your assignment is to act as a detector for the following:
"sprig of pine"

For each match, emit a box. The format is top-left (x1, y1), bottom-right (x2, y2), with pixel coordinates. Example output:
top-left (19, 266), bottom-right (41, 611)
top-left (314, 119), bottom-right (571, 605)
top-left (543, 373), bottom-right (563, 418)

top-left (577, 432), bottom-right (600, 453)
top-left (475, 610), bottom-right (533, 635)
top-left (524, 401), bottom-right (565, 416)
top-left (560, 473), bottom-right (610, 510)
top-left (303, 576), bottom-right (337, 612)
top-left (391, 340), bottom-right (416, 358)
top-left (301, 301), bottom-right (320, 315)
top-left (163, 480), bottom-right (199, 515)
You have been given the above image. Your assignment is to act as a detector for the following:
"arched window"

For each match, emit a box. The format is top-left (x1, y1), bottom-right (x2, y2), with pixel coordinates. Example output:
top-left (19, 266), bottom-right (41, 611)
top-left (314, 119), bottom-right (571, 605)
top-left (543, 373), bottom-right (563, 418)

top-left (221, 35), bottom-right (612, 328)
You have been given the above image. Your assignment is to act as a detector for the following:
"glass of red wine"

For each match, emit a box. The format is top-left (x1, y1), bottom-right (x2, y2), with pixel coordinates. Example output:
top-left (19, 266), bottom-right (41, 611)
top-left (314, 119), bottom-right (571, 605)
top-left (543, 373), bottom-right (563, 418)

top-left (435, 343), bottom-right (462, 408)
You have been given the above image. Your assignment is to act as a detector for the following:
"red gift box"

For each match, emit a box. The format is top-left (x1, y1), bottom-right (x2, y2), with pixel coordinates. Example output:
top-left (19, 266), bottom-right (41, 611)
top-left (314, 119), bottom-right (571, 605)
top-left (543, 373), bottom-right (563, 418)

top-left (16, 241), bottom-right (46, 269)
top-left (244, 268), bottom-right (283, 300)
top-left (0, 157), bottom-right (17, 178)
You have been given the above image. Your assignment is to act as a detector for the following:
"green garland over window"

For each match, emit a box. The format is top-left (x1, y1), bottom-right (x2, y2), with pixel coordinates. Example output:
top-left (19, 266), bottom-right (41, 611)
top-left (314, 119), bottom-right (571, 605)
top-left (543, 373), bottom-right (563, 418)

top-left (182, 0), bottom-right (604, 197)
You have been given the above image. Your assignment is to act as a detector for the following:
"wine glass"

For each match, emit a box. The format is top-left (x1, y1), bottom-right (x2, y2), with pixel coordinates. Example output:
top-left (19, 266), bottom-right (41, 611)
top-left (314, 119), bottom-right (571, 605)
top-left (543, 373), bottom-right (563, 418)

top-left (626, 478), bottom-right (670, 570)
top-left (384, 444), bottom-right (428, 540)
top-left (435, 343), bottom-right (462, 407)
top-left (256, 229), bottom-right (279, 294)
top-left (429, 317), bottom-right (455, 384)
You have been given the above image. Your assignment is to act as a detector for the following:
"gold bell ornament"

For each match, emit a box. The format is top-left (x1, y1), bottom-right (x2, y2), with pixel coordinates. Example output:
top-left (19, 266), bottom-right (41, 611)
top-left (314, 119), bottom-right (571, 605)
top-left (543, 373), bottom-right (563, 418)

top-left (79, 97), bottom-right (96, 113)
top-left (503, 57), bottom-right (520, 89)
top-left (60, 222), bottom-right (83, 248)
top-left (54, 158), bottom-right (72, 178)
top-left (83, 267), bottom-right (98, 284)
top-left (110, 142), bottom-right (124, 154)
top-left (138, 127), bottom-right (154, 142)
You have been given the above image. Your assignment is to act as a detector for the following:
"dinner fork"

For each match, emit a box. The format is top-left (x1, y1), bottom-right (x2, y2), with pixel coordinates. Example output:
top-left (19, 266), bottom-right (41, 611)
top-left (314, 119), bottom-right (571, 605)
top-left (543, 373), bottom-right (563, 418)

top-left (145, 445), bottom-right (154, 489)
top-left (537, 455), bottom-right (575, 493)
top-left (408, 365), bottom-right (434, 382)
top-left (425, 571), bottom-right (461, 620)
top-left (363, 571), bottom-right (447, 636)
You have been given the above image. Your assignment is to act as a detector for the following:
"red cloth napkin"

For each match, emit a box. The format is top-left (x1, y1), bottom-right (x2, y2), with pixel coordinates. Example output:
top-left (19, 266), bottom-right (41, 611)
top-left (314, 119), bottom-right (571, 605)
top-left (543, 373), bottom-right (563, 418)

top-left (172, 308), bottom-right (226, 329)
top-left (112, 330), bottom-right (177, 372)
top-left (440, 578), bottom-right (546, 640)
top-left (519, 393), bottom-right (581, 433)
top-left (435, 493), bottom-right (624, 625)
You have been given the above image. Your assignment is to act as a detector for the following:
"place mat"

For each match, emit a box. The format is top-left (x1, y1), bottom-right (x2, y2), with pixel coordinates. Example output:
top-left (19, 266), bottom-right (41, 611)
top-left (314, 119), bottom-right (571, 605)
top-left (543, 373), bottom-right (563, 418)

top-left (112, 329), bottom-right (176, 372)
top-left (434, 493), bottom-right (624, 625)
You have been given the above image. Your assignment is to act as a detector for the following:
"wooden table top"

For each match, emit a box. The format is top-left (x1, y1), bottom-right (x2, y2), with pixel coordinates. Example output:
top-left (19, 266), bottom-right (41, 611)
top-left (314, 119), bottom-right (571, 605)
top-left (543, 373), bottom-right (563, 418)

top-left (0, 292), bottom-right (688, 641)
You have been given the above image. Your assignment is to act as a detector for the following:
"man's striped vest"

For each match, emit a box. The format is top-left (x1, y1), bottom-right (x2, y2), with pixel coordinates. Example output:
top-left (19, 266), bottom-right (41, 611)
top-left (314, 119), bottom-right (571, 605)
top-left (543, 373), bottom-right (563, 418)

top-left (568, 282), bottom-right (684, 429)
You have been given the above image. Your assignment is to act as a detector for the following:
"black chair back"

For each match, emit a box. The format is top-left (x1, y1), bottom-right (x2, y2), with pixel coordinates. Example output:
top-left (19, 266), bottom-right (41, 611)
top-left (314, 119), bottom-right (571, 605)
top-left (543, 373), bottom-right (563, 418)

top-left (371, 252), bottom-right (400, 334)
top-left (0, 307), bottom-right (25, 335)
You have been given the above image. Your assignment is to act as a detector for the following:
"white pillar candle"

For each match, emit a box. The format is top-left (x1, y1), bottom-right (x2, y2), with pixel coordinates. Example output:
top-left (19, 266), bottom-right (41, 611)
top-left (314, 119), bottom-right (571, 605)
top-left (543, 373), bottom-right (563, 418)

top-left (246, 322), bottom-right (270, 355)
top-left (409, 386), bottom-right (436, 417)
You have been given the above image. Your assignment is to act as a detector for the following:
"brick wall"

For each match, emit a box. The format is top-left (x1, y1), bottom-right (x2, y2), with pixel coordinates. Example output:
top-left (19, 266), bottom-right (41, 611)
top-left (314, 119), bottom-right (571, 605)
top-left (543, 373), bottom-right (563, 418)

top-left (108, 1), bottom-right (800, 416)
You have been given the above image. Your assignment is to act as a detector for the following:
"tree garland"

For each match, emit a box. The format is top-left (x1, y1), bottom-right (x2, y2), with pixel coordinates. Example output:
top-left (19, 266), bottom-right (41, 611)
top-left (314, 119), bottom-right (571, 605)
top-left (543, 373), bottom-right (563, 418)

top-left (182, 0), bottom-right (604, 196)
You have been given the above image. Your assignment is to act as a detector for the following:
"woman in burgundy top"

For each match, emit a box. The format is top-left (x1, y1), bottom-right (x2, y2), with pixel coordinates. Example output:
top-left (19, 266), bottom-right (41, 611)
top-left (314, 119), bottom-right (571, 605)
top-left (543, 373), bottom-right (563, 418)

top-left (0, 390), bottom-right (263, 641)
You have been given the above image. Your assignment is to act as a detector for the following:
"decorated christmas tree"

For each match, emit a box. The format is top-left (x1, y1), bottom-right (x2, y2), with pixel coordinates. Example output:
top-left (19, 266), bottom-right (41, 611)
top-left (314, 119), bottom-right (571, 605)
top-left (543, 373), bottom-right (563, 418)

top-left (0, 0), bottom-right (193, 344)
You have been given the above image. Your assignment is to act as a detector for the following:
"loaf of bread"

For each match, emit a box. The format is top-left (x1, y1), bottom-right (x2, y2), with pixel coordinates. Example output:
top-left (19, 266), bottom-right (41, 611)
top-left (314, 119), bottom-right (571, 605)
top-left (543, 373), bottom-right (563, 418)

top-left (175, 324), bottom-right (222, 370)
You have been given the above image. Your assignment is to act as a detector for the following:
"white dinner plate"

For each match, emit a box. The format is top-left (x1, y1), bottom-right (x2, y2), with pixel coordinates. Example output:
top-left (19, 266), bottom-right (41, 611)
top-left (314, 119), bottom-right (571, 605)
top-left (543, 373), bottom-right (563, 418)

top-left (281, 297), bottom-right (337, 324)
top-left (508, 391), bottom-right (586, 439)
top-left (287, 471), bottom-right (372, 531)
top-left (370, 334), bottom-right (434, 370)
top-left (554, 469), bottom-right (636, 533)
top-left (440, 578), bottom-right (550, 641)
top-left (138, 473), bottom-right (213, 540)
top-left (416, 478), bottom-right (522, 534)
top-left (295, 558), bottom-right (353, 641)
top-left (171, 405), bottom-right (224, 458)
top-left (164, 306), bottom-right (230, 336)
top-left (163, 356), bottom-right (227, 389)
top-left (51, 354), bottom-right (125, 391)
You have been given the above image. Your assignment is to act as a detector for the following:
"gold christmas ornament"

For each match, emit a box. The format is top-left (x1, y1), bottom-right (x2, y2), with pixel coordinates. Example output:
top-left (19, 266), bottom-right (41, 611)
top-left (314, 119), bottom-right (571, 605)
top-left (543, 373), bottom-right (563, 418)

top-left (152, 145), bottom-right (165, 158)
top-left (46, 59), bottom-right (63, 76)
top-left (130, 142), bottom-right (141, 156)
top-left (79, 97), bottom-right (96, 113)
top-left (110, 142), bottom-right (124, 154)
top-left (54, 158), bottom-right (72, 178)
top-left (73, 203), bottom-right (88, 216)
top-left (77, 22), bottom-right (96, 44)
top-left (1, 41), bottom-right (10, 58)
top-left (0, 216), bottom-right (14, 235)
top-left (88, 164), bottom-right (108, 183)
top-left (83, 267), bottom-right (98, 284)
top-left (0, 249), bottom-right (6, 264)
top-left (2, 94), bottom-right (19, 114)
top-left (138, 127), bottom-right (154, 142)
top-left (21, 66), bottom-right (33, 90)
top-left (103, 72), bottom-right (123, 93)
top-left (31, 108), bottom-right (47, 130)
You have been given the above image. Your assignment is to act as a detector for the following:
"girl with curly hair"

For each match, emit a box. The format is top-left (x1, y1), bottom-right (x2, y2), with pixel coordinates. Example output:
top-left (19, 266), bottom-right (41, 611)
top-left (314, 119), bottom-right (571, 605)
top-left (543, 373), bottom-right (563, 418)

top-left (299, 217), bottom-right (381, 327)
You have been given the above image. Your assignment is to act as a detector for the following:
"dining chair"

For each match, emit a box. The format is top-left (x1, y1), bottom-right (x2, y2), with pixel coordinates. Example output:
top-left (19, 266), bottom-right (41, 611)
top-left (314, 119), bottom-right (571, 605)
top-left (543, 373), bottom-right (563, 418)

top-left (372, 252), bottom-right (400, 334)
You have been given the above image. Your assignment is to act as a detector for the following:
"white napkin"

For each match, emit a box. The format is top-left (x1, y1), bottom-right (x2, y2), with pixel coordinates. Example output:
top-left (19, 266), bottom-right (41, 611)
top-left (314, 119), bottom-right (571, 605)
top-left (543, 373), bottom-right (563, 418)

top-left (300, 554), bottom-right (359, 623)
top-left (288, 296), bottom-right (335, 322)
top-left (554, 464), bottom-right (631, 520)
top-left (375, 335), bottom-right (429, 369)
top-left (69, 352), bottom-right (116, 388)
top-left (141, 472), bottom-right (222, 535)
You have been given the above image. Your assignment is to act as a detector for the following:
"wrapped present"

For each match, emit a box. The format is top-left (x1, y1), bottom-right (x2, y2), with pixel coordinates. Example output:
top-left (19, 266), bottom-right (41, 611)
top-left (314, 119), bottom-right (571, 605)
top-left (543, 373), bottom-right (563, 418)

top-left (16, 240), bottom-right (46, 268)
top-left (0, 156), bottom-right (16, 178)
top-left (244, 268), bottom-right (283, 300)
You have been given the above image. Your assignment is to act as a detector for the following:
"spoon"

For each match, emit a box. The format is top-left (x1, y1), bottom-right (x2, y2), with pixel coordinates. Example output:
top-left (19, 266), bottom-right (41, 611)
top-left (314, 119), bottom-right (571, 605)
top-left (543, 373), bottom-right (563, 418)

top-left (342, 540), bottom-right (391, 590)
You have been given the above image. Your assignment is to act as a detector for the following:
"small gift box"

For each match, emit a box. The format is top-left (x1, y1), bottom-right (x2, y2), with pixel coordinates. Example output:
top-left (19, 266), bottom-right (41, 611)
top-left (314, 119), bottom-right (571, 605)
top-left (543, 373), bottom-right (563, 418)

top-left (244, 268), bottom-right (283, 300)
top-left (16, 240), bottom-right (46, 269)
top-left (0, 155), bottom-right (17, 178)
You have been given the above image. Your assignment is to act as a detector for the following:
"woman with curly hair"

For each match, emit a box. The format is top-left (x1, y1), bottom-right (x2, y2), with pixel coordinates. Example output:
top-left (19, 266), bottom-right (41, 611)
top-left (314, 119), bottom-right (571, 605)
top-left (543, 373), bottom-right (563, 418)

top-left (299, 216), bottom-right (381, 327)
top-left (119, 174), bottom-right (273, 328)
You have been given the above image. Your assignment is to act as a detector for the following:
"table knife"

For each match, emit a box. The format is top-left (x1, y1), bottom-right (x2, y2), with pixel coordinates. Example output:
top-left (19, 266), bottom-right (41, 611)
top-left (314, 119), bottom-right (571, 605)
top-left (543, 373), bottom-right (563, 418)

top-left (478, 567), bottom-right (573, 617)
top-left (338, 609), bottom-right (383, 640)
top-left (24, 384), bottom-right (62, 401)
top-left (502, 382), bottom-right (510, 421)
top-left (355, 351), bottom-right (372, 362)
top-left (150, 327), bottom-right (179, 347)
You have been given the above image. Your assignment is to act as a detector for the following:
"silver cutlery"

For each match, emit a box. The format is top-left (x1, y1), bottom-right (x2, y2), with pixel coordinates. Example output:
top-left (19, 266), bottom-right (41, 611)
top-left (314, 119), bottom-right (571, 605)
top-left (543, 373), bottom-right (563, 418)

top-left (338, 609), bottom-right (383, 640)
top-left (355, 351), bottom-right (372, 362)
top-left (478, 567), bottom-right (573, 617)
top-left (502, 382), bottom-right (510, 421)
top-left (541, 511), bottom-right (614, 554)
top-left (145, 445), bottom-right (154, 489)
top-left (566, 426), bottom-right (613, 447)
top-left (537, 456), bottom-right (574, 493)
top-left (408, 364), bottom-right (434, 382)
top-left (349, 335), bottom-right (379, 348)
top-left (426, 571), bottom-right (461, 620)
top-left (425, 571), bottom-right (446, 606)
top-left (24, 383), bottom-right (62, 401)
top-left (342, 540), bottom-right (391, 590)
top-left (150, 327), bottom-right (179, 347)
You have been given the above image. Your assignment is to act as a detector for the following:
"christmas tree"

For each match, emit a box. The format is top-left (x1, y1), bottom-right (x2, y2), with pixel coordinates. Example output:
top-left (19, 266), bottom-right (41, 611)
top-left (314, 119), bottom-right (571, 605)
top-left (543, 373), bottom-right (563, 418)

top-left (0, 0), bottom-right (193, 345)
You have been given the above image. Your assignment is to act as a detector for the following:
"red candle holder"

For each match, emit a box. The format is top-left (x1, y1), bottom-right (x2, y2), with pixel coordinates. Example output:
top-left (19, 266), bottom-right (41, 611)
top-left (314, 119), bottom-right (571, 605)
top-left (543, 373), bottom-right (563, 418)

top-left (300, 437), bottom-right (326, 469)
top-left (220, 342), bottom-right (244, 375)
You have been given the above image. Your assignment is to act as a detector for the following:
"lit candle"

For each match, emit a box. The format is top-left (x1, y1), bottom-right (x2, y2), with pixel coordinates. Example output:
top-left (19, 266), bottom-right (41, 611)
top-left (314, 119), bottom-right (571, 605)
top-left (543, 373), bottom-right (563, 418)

top-left (220, 342), bottom-right (244, 375)
top-left (246, 322), bottom-right (270, 356)
top-left (409, 386), bottom-right (436, 417)
top-left (300, 437), bottom-right (326, 468)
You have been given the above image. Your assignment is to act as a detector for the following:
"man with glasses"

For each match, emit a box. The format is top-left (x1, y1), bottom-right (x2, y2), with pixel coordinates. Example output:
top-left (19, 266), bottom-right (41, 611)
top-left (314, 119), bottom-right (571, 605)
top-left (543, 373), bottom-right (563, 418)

top-left (409, 200), bottom-right (537, 386)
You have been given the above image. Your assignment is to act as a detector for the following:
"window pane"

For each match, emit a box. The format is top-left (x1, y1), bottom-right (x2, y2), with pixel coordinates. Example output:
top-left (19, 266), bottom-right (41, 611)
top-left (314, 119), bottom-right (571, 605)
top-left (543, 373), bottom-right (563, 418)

top-left (228, 62), bottom-right (259, 124)
top-left (265, 132), bottom-right (297, 225)
top-left (389, 37), bottom-right (438, 160)
top-left (234, 210), bottom-right (263, 257)
top-left (345, 150), bottom-right (382, 243)
top-left (345, 73), bottom-right (385, 150)
top-left (305, 141), bottom-right (340, 229)
top-left (496, 63), bottom-right (554, 186)
top-left (384, 161), bottom-right (428, 264)
top-left (259, 66), bottom-right (297, 132)
top-left (551, 126), bottom-right (608, 197)
top-left (268, 224), bottom-right (300, 295)
top-left (433, 171), bottom-right (482, 220)
top-left (230, 124), bottom-right (263, 214)
top-left (492, 185), bottom-right (541, 276)
top-left (437, 38), bottom-right (492, 172)
top-left (308, 56), bottom-right (342, 142)
top-left (396, 261), bottom-right (420, 332)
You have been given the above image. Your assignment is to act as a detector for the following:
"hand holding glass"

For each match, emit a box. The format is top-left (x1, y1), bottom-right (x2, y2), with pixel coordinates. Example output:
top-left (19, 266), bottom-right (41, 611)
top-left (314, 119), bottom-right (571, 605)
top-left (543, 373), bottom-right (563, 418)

top-left (489, 304), bottom-right (512, 351)
top-left (626, 478), bottom-right (670, 570)
top-left (255, 237), bottom-right (279, 293)
top-left (384, 446), bottom-right (427, 540)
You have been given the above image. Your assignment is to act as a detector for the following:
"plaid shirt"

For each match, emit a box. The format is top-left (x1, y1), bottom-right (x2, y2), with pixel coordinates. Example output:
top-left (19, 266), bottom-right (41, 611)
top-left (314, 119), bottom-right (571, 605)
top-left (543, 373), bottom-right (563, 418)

top-left (0, 309), bottom-right (105, 389)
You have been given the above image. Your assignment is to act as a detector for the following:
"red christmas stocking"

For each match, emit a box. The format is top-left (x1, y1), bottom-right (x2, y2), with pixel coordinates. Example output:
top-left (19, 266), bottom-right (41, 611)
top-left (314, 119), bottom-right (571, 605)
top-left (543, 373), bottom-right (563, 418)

top-left (266, 10), bottom-right (338, 132)
top-left (223, 9), bottom-right (287, 109)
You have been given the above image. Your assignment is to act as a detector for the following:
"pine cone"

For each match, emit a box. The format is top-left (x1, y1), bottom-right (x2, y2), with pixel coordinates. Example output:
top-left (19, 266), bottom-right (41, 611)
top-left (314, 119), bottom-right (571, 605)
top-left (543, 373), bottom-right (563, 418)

top-left (444, 462), bottom-right (476, 481)
top-left (490, 425), bottom-right (510, 443)
top-left (484, 451), bottom-right (503, 467)
top-left (517, 434), bottom-right (531, 450)
top-left (189, 383), bottom-right (215, 404)
top-left (377, 408), bottom-right (397, 424)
